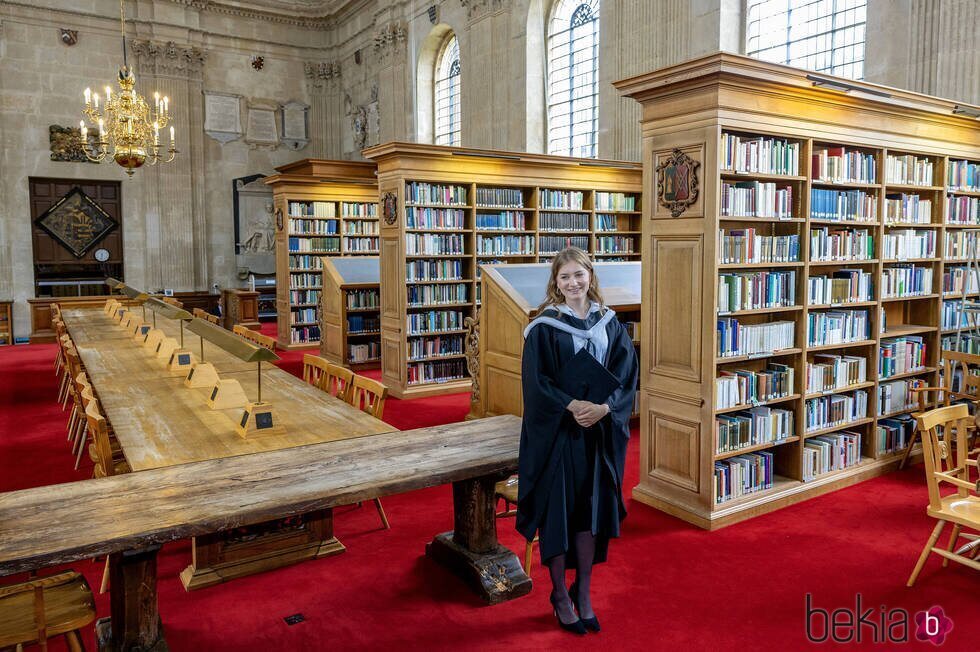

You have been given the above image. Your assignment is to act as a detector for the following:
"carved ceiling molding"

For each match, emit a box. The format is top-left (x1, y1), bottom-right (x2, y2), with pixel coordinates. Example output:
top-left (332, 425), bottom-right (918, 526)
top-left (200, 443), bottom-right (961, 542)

top-left (373, 20), bottom-right (407, 66)
top-left (167, 0), bottom-right (341, 30)
top-left (459, 0), bottom-right (511, 21)
top-left (304, 61), bottom-right (342, 91)
top-left (130, 39), bottom-right (208, 81)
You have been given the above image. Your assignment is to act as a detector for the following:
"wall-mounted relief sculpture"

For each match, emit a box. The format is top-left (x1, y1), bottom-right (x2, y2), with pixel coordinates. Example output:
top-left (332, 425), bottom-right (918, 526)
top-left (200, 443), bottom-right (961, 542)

top-left (49, 125), bottom-right (97, 163)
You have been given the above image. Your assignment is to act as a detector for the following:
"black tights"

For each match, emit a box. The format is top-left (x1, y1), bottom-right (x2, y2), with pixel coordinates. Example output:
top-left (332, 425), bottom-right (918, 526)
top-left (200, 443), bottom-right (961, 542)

top-left (547, 530), bottom-right (596, 622)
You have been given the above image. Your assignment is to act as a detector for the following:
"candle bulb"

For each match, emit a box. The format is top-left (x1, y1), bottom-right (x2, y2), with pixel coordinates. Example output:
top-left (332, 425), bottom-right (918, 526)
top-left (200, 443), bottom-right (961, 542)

top-left (98, 118), bottom-right (105, 140)
top-left (93, 92), bottom-right (99, 110)
top-left (105, 86), bottom-right (111, 104)
top-left (163, 97), bottom-right (169, 114)
top-left (169, 125), bottom-right (175, 144)
top-left (80, 121), bottom-right (87, 142)
top-left (153, 122), bottom-right (160, 146)
top-left (154, 92), bottom-right (160, 114)
top-left (84, 87), bottom-right (91, 106)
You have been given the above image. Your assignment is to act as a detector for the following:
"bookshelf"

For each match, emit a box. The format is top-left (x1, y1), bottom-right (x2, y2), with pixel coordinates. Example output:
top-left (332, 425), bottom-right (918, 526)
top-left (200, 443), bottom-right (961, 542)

top-left (362, 142), bottom-right (641, 398)
top-left (264, 159), bottom-right (378, 350)
top-left (0, 301), bottom-right (11, 346)
top-left (471, 262), bottom-right (640, 420)
top-left (320, 256), bottom-right (381, 370)
top-left (616, 52), bottom-right (980, 529)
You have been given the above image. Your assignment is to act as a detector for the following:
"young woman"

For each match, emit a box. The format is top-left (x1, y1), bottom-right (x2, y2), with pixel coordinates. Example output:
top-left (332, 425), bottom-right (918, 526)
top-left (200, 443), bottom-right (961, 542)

top-left (517, 247), bottom-right (638, 635)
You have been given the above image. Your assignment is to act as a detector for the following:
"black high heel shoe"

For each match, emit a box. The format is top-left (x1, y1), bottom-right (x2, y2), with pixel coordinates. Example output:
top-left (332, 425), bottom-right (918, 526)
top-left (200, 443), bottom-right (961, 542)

top-left (569, 581), bottom-right (600, 633)
top-left (550, 593), bottom-right (587, 635)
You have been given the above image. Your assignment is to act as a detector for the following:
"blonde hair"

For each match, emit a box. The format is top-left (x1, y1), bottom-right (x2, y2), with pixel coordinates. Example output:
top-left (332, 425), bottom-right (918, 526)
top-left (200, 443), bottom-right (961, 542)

top-left (537, 247), bottom-right (603, 312)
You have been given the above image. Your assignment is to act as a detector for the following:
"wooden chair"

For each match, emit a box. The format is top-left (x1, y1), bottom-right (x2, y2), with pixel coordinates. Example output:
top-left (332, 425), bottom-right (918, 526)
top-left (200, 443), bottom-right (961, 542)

top-left (323, 363), bottom-right (355, 403)
top-left (85, 401), bottom-right (129, 480)
top-left (346, 374), bottom-right (390, 529)
top-left (249, 330), bottom-right (276, 351)
top-left (302, 354), bottom-right (330, 389)
top-left (494, 475), bottom-right (537, 572)
top-left (0, 571), bottom-right (96, 652)
top-left (193, 308), bottom-right (220, 325)
top-left (907, 403), bottom-right (980, 586)
top-left (160, 296), bottom-right (183, 308)
top-left (233, 324), bottom-right (250, 339)
top-left (901, 350), bottom-right (980, 469)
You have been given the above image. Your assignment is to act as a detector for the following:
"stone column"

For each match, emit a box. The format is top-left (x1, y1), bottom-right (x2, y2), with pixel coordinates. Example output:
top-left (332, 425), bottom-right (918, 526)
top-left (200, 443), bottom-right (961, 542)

top-left (374, 20), bottom-right (410, 145)
top-left (130, 39), bottom-right (208, 291)
top-left (305, 61), bottom-right (343, 159)
top-left (460, 0), bottom-right (514, 150)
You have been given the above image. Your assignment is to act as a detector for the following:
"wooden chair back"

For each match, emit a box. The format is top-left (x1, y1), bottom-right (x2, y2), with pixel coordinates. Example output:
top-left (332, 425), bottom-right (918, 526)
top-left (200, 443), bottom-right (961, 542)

top-left (0, 570), bottom-right (96, 651)
top-left (85, 401), bottom-right (116, 478)
top-left (941, 350), bottom-right (980, 403)
top-left (302, 354), bottom-right (330, 388)
top-left (322, 363), bottom-right (355, 402)
top-left (233, 324), bottom-right (249, 338)
top-left (348, 374), bottom-right (387, 419)
top-left (915, 404), bottom-right (977, 511)
top-left (161, 296), bottom-right (183, 308)
top-left (193, 308), bottom-right (220, 325)
top-left (233, 324), bottom-right (275, 351)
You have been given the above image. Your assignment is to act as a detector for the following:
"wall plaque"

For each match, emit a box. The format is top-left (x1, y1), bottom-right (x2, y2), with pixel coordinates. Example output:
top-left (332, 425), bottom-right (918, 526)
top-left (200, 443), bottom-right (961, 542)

top-left (246, 101), bottom-right (279, 147)
top-left (204, 92), bottom-right (243, 144)
top-left (280, 101), bottom-right (309, 150)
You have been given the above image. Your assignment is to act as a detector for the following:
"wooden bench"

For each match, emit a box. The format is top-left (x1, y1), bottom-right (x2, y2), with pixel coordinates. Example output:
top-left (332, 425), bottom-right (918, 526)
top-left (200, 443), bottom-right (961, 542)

top-left (0, 415), bottom-right (528, 651)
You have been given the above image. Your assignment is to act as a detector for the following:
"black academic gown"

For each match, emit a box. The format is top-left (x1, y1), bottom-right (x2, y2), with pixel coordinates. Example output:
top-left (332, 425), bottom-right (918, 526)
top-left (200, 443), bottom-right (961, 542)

top-left (516, 306), bottom-right (638, 565)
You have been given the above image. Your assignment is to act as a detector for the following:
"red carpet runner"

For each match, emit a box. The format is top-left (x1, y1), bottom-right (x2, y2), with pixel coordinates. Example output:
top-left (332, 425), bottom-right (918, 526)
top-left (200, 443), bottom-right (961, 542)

top-left (1, 340), bottom-right (977, 651)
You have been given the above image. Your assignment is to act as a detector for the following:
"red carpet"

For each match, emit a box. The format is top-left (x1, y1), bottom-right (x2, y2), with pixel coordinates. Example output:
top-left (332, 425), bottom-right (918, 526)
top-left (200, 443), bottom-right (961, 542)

top-left (1, 339), bottom-right (978, 651)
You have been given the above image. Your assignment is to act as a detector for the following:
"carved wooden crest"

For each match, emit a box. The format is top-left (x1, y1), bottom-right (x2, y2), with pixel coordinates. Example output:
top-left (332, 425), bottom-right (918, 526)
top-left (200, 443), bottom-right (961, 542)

top-left (382, 191), bottom-right (398, 225)
top-left (656, 148), bottom-right (700, 217)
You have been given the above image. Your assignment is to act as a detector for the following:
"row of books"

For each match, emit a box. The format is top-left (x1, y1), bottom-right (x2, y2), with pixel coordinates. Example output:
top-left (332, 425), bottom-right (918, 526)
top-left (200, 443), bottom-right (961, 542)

top-left (406, 182), bottom-right (467, 206)
top-left (808, 269), bottom-right (872, 305)
top-left (289, 289), bottom-right (319, 305)
top-left (804, 391), bottom-right (867, 432)
top-left (812, 147), bottom-right (876, 184)
top-left (348, 341), bottom-right (380, 364)
top-left (947, 160), bottom-right (980, 192)
top-left (803, 432), bottom-right (861, 481)
top-left (288, 254), bottom-right (323, 270)
top-left (539, 235), bottom-right (589, 253)
top-left (714, 451), bottom-right (773, 504)
top-left (290, 308), bottom-right (317, 324)
top-left (942, 300), bottom-right (974, 330)
top-left (346, 289), bottom-right (379, 309)
top-left (885, 194), bottom-right (931, 224)
top-left (475, 187), bottom-right (524, 207)
top-left (406, 310), bottom-right (467, 335)
top-left (721, 133), bottom-right (800, 176)
top-left (405, 234), bottom-right (466, 256)
top-left (347, 315), bottom-right (380, 333)
top-left (943, 333), bottom-right (980, 354)
top-left (405, 260), bottom-right (465, 282)
top-left (289, 218), bottom-right (338, 234)
top-left (474, 235), bottom-right (535, 256)
top-left (407, 359), bottom-right (467, 385)
top-left (810, 188), bottom-right (877, 222)
top-left (343, 221), bottom-right (379, 235)
top-left (407, 283), bottom-right (468, 306)
top-left (942, 267), bottom-right (980, 295)
top-left (717, 318), bottom-right (795, 357)
top-left (595, 192), bottom-right (636, 211)
top-left (718, 270), bottom-right (797, 312)
top-left (877, 416), bottom-right (914, 455)
top-left (475, 211), bottom-right (527, 231)
top-left (878, 378), bottom-right (926, 415)
top-left (879, 336), bottom-right (926, 380)
top-left (345, 237), bottom-right (379, 252)
top-left (945, 230), bottom-right (980, 259)
top-left (806, 309), bottom-right (869, 346)
top-left (721, 182), bottom-right (793, 219)
top-left (539, 212), bottom-right (589, 232)
top-left (885, 155), bottom-right (934, 186)
top-left (596, 236), bottom-right (637, 254)
top-left (289, 272), bottom-right (321, 289)
top-left (946, 196), bottom-right (980, 224)
top-left (406, 207), bottom-right (465, 230)
top-left (881, 265), bottom-right (932, 298)
top-left (881, 229), bottom-right (936, 260)
top-left (714, 363), bottom-right (794, 410)
top-left (408, 334), bottom-right (465, 360)
top-left (809, 227), bottom-right (873, 261)
top-left (717, 230), bottom-right (800, 264)
top-left (340, 202), bottom-right (377, 218)
top-left (715, 406), bottom-right (794, 454)
top-left (539, 189), bottom-right (584, 210)
top-left (288, 201), bottom-right (336, 218)
top-left (290, 324), bottom-right (321, 343)
top-left (806, 354), bottom-right (867, 393)
top-left (288, 237), bottom-right (339, 253)
top-left (596, 214), bottom-right (630, 231)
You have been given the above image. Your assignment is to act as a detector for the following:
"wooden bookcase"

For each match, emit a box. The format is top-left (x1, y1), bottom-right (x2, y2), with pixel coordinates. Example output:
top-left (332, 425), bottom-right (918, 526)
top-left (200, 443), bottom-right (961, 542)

top-left (264, 159), bottom-right (379, 350)
top-left (320, 256), bottom-right (381, 370)
top-left (616, 53), bottom-right (980, 529)
top-left (0, 301), bottom-right (11, 346)
top-left (362, 142), bottom-right (642, 398)
top-left (470, 262), bottom-right (640, 420)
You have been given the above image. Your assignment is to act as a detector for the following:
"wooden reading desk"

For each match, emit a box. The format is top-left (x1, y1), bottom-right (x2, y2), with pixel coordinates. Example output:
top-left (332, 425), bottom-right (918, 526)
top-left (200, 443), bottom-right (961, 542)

top-left (61, 307), bottom-right (395, 589)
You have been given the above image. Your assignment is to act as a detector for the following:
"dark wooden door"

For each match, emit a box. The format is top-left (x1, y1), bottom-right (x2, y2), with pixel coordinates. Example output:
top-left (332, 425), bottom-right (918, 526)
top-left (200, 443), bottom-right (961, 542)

top-left (29, 177), bottom-right (123, 297)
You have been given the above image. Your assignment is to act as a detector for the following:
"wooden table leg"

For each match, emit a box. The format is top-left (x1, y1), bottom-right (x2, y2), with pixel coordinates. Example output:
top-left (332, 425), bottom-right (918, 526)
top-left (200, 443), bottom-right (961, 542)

top-left (425, 473), bottom-right (532, 604)
top-left (95, 545), bottom-right (168, 651)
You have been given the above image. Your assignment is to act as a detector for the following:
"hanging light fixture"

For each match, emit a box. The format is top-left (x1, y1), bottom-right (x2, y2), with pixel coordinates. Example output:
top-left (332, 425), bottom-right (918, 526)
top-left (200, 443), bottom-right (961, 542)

top-left (78, 0), bottom-right (177, 177)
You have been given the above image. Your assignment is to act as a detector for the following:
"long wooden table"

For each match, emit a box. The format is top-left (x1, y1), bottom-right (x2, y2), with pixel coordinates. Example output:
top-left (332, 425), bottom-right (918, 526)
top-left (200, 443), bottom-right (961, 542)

top-left (0, 416), bottom-right (529, 651)
top-left (62, 307), bottom-right (396, 589)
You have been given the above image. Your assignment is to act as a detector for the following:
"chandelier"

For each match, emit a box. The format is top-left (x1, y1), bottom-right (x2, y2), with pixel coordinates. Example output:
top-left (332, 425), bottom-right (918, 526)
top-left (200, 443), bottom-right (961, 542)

top-left (78, 0), bottom-right (177, 177)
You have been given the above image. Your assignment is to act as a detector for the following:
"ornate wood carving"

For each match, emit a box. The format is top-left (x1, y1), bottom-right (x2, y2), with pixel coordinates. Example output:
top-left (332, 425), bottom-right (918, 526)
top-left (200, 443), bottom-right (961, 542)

top-left (655, 148), bottom-right (700, 217)
top-left (381, 191), bottom-right (398, 225)
top-left (464, 313), bottom-right (481, 408)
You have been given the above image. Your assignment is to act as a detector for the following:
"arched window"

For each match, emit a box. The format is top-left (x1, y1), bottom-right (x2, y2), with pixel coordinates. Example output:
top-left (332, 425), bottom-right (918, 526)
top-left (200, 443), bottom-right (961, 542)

top-left (434, 34), bottom-right (461, 146)
top-left (547, 0), bottom-right (599, 158)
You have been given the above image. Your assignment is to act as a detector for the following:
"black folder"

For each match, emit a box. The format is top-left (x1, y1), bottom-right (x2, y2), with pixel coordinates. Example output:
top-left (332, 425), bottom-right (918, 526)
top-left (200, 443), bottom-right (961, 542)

top-left (557, 348), bottom-right (621, 404)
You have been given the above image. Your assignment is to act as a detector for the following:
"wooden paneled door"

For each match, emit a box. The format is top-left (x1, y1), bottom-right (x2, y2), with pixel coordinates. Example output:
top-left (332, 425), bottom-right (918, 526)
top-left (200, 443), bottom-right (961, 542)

top-left (29, 177), bottom-right (123, 297)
